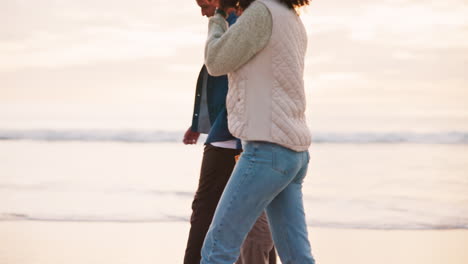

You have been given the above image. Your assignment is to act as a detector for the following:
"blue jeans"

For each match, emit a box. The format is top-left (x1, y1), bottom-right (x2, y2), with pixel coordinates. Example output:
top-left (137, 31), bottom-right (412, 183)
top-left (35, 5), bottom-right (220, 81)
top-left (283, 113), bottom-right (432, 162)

top-left (201, 141), bottom-right (315, 264)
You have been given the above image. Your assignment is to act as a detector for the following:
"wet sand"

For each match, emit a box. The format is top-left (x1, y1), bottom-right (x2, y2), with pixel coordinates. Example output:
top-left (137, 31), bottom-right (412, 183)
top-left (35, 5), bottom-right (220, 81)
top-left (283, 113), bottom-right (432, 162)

top-left (1, 221), bottom-right (467, 264)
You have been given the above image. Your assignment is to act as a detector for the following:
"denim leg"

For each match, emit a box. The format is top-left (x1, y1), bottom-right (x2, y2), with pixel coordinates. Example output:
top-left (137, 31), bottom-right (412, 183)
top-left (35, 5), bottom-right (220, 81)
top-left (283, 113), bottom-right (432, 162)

top-left (266, 163), bottom-right (315, 264)
top-left (201, 142), bottom-right (290, 264)
top-left (200, 141), bottom-right (313, 264)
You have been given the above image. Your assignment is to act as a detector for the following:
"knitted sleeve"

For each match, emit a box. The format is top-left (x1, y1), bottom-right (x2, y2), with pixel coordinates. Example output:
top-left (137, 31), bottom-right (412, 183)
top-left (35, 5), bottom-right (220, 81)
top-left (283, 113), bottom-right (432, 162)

top-left (204, 2), bottom-right (273, 76)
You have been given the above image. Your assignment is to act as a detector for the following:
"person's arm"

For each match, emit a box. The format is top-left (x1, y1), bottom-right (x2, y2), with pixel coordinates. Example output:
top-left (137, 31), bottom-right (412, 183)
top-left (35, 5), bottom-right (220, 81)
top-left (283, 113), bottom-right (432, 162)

top-left (204, 2), bottom-right (273, 76)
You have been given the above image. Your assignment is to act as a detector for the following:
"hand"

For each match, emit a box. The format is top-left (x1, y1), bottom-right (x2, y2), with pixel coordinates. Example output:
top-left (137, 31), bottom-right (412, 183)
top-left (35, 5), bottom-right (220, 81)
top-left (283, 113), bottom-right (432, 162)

top-left (183, 127), bottom-right (200, 145)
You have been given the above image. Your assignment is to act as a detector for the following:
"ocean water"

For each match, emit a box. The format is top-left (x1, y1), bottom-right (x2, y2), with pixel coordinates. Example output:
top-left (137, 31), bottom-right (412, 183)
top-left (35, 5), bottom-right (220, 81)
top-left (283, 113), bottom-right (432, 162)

top-left (1, 137), bottom-right (467, 230)
top-left (0, 129), bottom-right (467, 144)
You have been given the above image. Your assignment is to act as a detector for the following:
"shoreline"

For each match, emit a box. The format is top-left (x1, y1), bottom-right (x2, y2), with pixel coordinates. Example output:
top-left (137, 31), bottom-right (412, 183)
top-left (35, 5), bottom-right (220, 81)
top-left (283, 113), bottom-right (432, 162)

top-left (1, 219), bottom-right (468, 231)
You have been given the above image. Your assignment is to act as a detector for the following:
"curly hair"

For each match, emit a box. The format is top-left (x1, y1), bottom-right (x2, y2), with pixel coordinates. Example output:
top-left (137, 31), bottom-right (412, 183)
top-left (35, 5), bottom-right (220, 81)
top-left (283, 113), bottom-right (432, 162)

top-left (238, 0), bottom-right (310, 10)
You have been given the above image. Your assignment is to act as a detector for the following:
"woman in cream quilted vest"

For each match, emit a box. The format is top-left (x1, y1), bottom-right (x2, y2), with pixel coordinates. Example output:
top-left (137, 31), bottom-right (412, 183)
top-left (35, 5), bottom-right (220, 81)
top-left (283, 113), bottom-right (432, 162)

top-left (201, 0), bottom-right (315, 263)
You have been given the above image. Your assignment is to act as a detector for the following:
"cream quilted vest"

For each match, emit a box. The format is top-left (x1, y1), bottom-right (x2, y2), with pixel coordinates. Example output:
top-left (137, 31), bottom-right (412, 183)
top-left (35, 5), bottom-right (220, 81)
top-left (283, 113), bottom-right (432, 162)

top-left (226, 0), bottom-right (311, 152)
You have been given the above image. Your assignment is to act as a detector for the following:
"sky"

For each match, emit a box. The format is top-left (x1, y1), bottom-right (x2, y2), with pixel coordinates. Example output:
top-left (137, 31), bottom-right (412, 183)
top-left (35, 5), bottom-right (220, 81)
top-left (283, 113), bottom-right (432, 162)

top-left (1, 0), bottom-right (467, 131)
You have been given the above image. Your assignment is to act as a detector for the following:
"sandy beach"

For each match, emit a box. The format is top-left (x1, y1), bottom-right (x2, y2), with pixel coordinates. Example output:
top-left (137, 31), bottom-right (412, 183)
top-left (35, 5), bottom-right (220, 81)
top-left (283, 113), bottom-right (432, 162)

top-left (1, 221), bottom-right (467, 264)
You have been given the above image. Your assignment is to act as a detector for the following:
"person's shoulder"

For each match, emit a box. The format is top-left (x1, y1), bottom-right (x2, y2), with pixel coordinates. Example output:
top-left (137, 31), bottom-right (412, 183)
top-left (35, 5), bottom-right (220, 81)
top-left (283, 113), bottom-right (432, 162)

top-left (238, 1), bottom-right (272, 30)
top-left (238, 1), bottom-right (272, 26)
top-left (245, 1), bottom-right (271, 15)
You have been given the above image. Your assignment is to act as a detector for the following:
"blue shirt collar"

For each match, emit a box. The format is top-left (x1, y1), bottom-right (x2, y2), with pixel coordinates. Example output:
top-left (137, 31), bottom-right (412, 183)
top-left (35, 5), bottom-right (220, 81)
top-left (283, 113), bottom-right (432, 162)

top-left (226, 12), bottom-right (238, 26)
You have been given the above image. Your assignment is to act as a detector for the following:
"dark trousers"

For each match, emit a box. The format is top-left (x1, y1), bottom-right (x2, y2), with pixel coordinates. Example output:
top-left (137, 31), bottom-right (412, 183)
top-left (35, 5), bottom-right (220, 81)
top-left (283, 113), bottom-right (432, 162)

top-left (184, 144), bottom-right (276, 264)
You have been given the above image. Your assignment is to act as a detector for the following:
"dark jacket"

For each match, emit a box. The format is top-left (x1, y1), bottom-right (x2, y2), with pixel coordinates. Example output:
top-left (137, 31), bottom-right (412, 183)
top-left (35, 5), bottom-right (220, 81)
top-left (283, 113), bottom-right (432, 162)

top-left (190, 13), bottom-right (241, 149)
